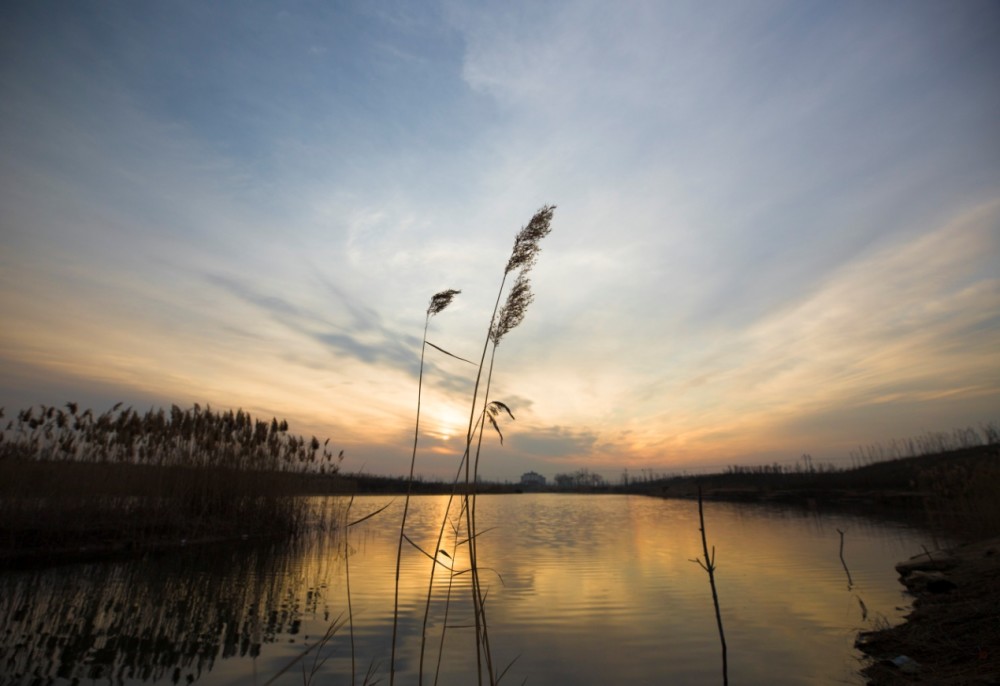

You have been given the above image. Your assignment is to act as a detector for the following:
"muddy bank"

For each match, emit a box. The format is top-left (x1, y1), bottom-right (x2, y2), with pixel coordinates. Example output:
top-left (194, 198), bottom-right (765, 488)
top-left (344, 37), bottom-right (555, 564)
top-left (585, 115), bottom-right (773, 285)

top-left (857, 536), bottom-right (1000, 685)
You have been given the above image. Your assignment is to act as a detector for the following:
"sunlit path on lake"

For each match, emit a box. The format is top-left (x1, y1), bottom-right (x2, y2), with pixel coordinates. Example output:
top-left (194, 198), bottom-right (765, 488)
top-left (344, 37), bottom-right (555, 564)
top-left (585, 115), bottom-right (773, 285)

top-left (0, 495), bottom-right (935, 685)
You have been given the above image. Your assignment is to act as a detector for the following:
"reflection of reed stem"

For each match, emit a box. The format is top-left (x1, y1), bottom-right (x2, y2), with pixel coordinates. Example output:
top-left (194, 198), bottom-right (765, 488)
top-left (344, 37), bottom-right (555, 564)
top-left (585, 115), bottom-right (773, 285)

top-left (433, 517), bottom-right (462, 686)
top-left (692, 485), bottom-right (728, 686)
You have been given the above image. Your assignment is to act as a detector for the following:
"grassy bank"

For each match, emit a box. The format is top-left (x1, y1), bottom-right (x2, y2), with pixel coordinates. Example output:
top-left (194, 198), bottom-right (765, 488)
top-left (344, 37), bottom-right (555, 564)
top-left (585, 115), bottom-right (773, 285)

top-left (0, 403), bottom-right (348, 565)
top-left (626, 433), bottom-right (999, 541)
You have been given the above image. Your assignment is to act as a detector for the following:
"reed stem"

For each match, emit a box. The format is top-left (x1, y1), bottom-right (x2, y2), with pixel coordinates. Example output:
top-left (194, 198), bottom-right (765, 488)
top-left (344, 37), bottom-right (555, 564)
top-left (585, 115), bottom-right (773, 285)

top-left (391, 314), bottom-right (431, 685)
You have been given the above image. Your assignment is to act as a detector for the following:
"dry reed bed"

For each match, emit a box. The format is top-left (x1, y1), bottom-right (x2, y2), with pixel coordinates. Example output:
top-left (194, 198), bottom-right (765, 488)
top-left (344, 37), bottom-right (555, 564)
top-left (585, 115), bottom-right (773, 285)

top-left (0, 403), bottom-right (346, 561)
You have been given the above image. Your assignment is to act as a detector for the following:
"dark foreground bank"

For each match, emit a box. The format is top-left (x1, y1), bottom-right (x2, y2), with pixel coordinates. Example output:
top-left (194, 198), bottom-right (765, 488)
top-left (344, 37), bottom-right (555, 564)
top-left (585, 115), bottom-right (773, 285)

top-left (857, 536), bottom-right (1000, 685)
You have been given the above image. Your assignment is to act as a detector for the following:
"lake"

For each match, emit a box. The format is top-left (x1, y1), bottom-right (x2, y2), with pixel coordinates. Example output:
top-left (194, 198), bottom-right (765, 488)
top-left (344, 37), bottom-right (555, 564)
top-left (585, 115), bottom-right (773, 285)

top-left (0, 494), bottom-right (938, 685)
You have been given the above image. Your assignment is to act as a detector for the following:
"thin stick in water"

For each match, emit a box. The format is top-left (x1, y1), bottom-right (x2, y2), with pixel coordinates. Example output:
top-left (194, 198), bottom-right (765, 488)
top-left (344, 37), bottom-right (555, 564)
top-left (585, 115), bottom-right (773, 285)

top-left (836, 528), bottom-right (854, 590)
top-left (691, 484), bottom-right (728, 686)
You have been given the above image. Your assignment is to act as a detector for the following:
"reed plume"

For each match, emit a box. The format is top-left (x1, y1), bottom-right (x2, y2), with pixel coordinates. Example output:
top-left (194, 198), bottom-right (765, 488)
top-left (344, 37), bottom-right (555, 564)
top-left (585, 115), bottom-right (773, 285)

top-left (409, 206), bottom-right (555, 686)
top-left (505, 204), bottom-right (555, 275)
top-left (428, 289), bottom-right (461, 317)
top-left (464, 205), bottom-right (554, 685)
top-left (491, 272), bottom-right (533, 346)
top-left (410, 205), bottom-right (555, 686)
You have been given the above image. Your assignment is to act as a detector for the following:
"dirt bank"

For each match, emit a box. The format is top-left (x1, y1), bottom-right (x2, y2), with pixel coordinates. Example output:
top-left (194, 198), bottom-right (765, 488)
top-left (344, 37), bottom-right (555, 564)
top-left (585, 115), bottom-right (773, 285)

top-left (857, 536), bottom-right (1000, 685)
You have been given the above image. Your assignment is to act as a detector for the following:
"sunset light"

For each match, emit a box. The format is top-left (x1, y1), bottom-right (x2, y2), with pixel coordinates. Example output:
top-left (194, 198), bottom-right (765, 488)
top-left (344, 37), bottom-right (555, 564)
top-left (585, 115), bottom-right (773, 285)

top-left (1, 1), bottom-right (997, 483)
top-left (2, 3), bottom-right (999, 684)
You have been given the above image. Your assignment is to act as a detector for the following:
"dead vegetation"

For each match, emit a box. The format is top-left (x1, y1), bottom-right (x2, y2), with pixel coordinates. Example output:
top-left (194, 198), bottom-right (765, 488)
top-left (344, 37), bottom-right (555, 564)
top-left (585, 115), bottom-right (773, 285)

top-left (0, 403), bottom-right (347, 564)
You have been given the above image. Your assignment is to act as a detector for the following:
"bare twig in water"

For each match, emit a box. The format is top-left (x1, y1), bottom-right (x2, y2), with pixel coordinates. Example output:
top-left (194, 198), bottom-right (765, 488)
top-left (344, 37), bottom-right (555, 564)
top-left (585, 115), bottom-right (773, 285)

top-left (690, 484), bottom-right (728, 686)
top-left (836, 528), bottom-right (854, 590)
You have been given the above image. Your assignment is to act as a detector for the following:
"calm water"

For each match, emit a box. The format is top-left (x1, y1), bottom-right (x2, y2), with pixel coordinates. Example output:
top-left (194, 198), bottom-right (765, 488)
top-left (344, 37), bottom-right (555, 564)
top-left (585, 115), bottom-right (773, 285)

top-left (1, 494), bottom-right (938, 685)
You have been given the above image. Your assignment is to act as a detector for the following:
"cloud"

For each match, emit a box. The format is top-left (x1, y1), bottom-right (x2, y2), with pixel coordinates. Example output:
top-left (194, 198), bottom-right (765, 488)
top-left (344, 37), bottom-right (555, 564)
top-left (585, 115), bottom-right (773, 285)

top-left (201, 271), bottom-right (487, 402)
top-left (1, 1), bottom-right (998, 480)
top-left (204, 272), bottom-right (419, 370)
top-left (511, 425), bottom-right (599, 458)
top-left (627, 200), bottom-right (1000, 457)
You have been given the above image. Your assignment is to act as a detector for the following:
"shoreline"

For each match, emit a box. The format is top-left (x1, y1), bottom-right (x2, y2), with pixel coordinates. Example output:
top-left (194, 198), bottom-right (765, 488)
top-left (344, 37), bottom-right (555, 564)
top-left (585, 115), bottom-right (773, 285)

top-left (0, 531), bottom-right (291, 570)
top-left (856, 536), bottom-right (1000, 684)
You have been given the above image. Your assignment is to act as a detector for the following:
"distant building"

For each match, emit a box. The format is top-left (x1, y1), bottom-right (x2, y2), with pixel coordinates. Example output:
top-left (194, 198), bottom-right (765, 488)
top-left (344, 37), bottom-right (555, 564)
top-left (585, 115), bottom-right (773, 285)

top-left (520, 471), bottom-right (546, 489)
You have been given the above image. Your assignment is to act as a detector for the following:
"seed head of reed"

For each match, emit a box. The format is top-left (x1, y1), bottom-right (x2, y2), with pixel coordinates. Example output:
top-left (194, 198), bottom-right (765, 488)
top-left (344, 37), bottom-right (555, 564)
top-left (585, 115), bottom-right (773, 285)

top-left (492, 272), bottom-right (533, 345)
top-left (505, 204), bottom-right (556, 275)
top-left (427, 289), bottom-right (461, 317)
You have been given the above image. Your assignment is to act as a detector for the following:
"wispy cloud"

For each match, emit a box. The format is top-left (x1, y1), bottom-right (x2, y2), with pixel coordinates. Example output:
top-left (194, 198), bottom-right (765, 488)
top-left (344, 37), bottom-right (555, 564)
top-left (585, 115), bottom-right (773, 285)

top-left (1, 1), bottom-right (997, 479)
top-left (511, 426), bottom-right (600, 459)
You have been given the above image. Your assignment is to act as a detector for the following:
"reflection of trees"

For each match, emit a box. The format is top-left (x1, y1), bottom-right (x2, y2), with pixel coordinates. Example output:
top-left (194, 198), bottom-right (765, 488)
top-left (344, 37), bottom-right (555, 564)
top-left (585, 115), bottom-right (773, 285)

top-left (0, 528), bottom-right (342, 685)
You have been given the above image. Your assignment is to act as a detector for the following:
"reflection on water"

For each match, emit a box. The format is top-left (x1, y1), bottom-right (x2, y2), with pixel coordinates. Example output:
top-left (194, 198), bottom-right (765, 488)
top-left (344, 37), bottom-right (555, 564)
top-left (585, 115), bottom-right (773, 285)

top-left (0, 495), bottom-right (935, 685)
top-left (0, 527), bottom-right (343, 685)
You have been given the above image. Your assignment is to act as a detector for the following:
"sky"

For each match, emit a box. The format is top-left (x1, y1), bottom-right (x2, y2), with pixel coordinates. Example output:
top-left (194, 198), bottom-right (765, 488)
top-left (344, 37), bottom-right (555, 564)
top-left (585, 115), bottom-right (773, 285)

top-left (1, 1), bottom-right (998, 481)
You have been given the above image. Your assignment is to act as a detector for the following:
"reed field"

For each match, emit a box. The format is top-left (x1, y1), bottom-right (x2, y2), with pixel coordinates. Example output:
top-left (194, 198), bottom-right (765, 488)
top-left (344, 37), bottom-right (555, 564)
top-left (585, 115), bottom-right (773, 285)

top-left (0, 402), bottom-right (348, 561)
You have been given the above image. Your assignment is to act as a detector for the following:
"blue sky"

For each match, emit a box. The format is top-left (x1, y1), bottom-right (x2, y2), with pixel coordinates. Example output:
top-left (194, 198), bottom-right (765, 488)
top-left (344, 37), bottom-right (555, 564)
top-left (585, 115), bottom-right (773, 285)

top-left (2, 0), bottom-right (998, 480)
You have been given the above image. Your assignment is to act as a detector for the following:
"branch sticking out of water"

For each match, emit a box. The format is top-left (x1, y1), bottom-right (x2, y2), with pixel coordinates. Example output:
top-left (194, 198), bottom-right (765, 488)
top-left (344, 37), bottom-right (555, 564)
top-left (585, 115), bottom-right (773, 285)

top-left (690, 484), bottom-right (728, 686)
top-left (836, 528), bottom-right (854, 590)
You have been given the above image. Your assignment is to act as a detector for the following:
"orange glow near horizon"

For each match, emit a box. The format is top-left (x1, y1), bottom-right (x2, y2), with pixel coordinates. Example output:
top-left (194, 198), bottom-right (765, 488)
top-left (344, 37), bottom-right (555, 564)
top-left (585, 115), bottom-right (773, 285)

top-left (2, 200), bottom-right (998, 481)
top-left (2, 0), bottom-right (999, 483)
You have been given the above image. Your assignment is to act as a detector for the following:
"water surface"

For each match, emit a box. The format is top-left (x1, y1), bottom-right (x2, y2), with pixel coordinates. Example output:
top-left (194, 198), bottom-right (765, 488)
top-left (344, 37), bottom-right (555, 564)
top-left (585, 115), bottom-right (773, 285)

top-left (0, 494), bottom-right (936, 685)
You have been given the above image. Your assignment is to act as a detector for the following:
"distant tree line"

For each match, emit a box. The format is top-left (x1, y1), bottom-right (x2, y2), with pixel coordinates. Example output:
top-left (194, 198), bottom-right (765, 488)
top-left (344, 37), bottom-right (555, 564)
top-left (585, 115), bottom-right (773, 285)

top-left (553, 468), bottom-right (606, 489)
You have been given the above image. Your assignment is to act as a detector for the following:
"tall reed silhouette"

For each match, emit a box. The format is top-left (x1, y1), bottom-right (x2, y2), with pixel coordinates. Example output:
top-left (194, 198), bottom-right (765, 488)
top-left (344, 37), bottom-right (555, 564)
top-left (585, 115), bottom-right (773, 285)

top-left (407, 205), bottom-right (555, 686)
top-left (390, 289), bottom-right (461, 685)
top-left (459, 205), bottom-right (554, 686)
